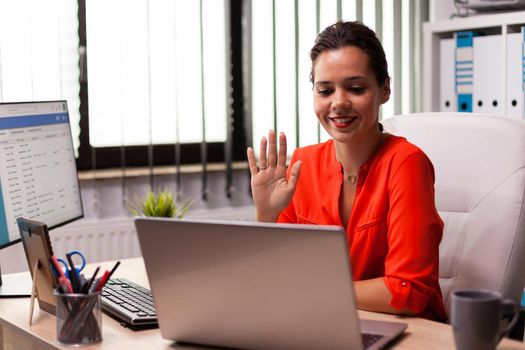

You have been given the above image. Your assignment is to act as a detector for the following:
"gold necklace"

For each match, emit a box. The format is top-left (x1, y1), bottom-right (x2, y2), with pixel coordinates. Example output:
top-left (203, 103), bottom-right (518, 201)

top-left (342, 169), bottom-right (358, 184)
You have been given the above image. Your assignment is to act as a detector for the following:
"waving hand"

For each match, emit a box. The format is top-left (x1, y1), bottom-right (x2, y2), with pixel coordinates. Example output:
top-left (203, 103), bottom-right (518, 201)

top-left (247, 130), bottom-right (301, 222)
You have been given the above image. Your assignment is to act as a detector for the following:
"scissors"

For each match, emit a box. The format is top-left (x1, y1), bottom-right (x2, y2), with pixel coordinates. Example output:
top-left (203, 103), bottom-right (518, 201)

top-left (51, 250), bottom-right (86, 281)
top-left (50, 255), bottom-right (73, 293)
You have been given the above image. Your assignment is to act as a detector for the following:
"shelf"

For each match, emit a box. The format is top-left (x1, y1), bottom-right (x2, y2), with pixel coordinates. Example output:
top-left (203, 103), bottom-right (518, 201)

top-left (423, 11), bottom-right (525, 116)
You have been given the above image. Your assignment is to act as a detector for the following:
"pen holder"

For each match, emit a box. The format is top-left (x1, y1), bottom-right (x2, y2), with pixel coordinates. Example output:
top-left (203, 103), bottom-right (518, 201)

top-left (55, 290), bottom-right (102, 346)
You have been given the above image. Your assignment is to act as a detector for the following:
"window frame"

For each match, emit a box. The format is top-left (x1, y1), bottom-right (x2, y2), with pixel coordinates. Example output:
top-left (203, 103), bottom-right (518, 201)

top-left (75, 0), bottom-right (247, 171)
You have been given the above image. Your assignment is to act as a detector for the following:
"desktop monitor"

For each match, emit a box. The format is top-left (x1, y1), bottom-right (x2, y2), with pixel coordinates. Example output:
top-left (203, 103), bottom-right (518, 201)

top-left (0, 101), bottom-right (83, 297)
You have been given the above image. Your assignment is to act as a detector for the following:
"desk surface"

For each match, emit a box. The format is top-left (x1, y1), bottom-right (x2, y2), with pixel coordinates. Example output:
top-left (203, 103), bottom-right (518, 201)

top-left (1, 258), bottom-right (524, 350)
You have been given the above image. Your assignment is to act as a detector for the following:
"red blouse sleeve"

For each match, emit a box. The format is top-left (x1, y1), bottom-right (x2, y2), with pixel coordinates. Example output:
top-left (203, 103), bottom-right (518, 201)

top-left (383, 152), bottom-right (444, 314)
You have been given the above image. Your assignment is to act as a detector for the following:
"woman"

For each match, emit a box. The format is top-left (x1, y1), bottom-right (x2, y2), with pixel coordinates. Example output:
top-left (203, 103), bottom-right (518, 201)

top-left (247, 21), bottom-right (447, 321)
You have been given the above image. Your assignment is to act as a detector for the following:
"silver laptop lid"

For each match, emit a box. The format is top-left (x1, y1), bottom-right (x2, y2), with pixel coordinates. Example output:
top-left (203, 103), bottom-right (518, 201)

top-left (135, 217), bottom-right (363, 350)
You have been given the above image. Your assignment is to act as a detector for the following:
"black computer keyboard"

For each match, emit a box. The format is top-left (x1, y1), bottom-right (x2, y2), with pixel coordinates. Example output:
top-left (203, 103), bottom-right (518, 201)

top-left (361, 333), bottom-right (384, 349)
top-left (101, 278), bottom-right (158, 326)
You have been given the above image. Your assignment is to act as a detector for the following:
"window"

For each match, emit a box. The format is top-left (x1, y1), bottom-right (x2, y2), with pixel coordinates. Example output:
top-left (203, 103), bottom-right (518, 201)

top-left (0, 0), bottom-right (80, 156)
top-left (73, 0), bottom-right (236, 171)
top-left (0, 0), bottom-right (428, 174)
top-left (86, 0), bottom-right (227, 147)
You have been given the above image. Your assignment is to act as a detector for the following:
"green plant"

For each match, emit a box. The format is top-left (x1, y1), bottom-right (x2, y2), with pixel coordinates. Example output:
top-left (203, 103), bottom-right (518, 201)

top-left (129, 188), bottom-right (191, 218)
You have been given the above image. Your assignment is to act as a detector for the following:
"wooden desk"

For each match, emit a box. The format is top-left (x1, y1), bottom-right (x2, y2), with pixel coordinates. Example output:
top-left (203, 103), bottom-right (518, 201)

top-left (1, 258), bottom-right (524, 350)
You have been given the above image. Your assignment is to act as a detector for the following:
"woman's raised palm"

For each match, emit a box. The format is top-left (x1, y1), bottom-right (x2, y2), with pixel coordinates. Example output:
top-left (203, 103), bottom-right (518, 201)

top-left (247, 130), bottom-right (301, 222)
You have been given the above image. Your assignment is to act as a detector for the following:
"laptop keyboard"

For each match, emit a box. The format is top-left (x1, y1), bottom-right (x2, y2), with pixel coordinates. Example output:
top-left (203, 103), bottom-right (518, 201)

top-left (101, 278), bottom-right (158, 326)
top-left (362, 333), bottom-right (384, 349)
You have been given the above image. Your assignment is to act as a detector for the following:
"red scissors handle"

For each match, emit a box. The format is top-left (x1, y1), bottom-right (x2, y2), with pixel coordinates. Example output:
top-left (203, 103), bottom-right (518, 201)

top-left (50, 256), bottom-right (73, 293)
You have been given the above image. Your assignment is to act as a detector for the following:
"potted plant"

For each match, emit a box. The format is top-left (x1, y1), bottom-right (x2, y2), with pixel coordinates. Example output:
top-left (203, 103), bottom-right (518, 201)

top-left (129, 188), bottom-right (191, 218)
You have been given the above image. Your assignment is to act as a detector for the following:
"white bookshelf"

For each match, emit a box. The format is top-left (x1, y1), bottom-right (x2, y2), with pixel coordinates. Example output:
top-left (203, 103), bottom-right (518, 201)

top-left (423, 11), bottom-right (525, 115)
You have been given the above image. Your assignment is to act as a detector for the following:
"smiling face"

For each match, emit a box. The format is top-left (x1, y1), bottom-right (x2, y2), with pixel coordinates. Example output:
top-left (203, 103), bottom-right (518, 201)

top-left (312, 46), bottom-right (390, 146)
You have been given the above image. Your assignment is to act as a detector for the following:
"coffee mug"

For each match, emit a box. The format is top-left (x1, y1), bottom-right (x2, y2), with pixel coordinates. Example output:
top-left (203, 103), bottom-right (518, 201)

top-left (451, 289), bottom-right (519, 350)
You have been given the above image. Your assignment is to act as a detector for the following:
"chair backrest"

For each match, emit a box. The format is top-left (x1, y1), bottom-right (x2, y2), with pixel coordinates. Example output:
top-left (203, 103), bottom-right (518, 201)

top-left (382, 113), bottom-right (525, 314)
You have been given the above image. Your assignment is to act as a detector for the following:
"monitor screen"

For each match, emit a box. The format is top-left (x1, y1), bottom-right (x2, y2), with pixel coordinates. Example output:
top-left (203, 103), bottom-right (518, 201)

top-left (0, 101), bottom-right (83, 248)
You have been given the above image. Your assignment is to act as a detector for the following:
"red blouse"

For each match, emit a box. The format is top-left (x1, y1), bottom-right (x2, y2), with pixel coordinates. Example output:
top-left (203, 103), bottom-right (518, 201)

top-left (277, 135), bottom-right (447, 321)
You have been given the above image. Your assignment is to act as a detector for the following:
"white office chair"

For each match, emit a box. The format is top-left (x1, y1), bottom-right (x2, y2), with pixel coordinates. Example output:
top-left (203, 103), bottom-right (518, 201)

top-left (382, 113), bottom-right (525, 318)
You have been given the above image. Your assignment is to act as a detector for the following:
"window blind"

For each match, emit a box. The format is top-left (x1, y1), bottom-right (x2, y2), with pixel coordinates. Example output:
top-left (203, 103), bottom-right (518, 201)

top-left (0, 0), bottom-right (80, 156)
top-left (248, 0), bottom-right (429, 156)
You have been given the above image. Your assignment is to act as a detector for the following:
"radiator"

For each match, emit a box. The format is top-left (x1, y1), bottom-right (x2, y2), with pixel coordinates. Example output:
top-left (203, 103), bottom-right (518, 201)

top-left (51, 217), bottom-right (140, 264)
top-left (0, 217), bottom-right (139, 274)
top-left (0, 205), bottom-right (255, 274)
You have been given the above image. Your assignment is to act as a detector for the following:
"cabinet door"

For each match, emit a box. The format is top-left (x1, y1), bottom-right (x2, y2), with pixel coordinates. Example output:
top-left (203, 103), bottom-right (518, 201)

top-left (440, 38), bottom-right (456, 112)
top-left (506, 32), bottom-right (524, 119)
top-left (473, 35), bottom-right (504, 116)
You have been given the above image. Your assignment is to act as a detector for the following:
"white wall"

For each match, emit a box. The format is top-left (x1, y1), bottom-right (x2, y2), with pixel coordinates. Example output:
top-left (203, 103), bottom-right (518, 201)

top-left (430, 0), bottom-right (457, 22)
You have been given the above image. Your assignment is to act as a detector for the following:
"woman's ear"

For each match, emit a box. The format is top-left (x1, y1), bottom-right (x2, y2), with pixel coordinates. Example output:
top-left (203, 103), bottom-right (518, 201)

top-left (381, 78), bottom-right (391, 104)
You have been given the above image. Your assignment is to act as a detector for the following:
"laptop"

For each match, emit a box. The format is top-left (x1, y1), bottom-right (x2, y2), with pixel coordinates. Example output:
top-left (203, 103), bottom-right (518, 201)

top-left (135, 217), bottom-right (407, 350)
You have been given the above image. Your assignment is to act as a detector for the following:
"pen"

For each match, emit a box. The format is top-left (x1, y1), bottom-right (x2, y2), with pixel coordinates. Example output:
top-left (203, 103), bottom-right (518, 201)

top-left (95, 271), bottom-right (110, 292)
top-left (66, 253), bottom-right (80, 293)
top-left (106, 261), bottom-right (121, 281)
top-left (95, 261), bottom-right (121, 292)
top-left (81, 267), bottom-right (100, 294)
